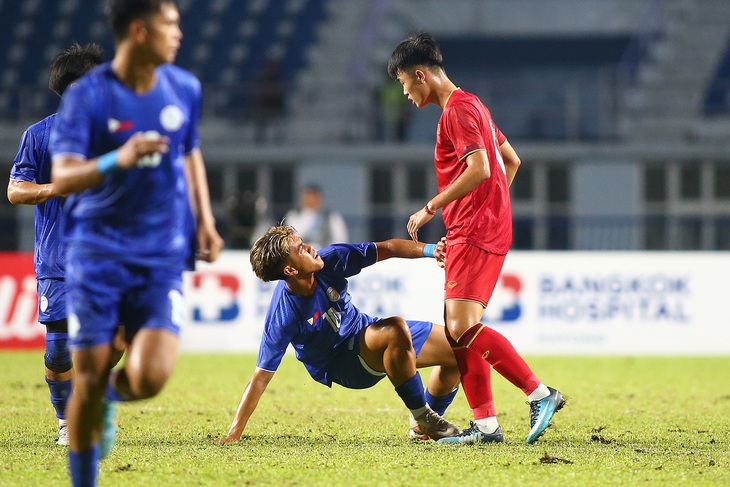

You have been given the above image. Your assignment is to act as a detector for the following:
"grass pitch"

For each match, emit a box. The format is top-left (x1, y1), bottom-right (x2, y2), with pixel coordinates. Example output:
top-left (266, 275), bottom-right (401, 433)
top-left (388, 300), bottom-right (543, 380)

top-left (1, 352), bottom-right (728, 486)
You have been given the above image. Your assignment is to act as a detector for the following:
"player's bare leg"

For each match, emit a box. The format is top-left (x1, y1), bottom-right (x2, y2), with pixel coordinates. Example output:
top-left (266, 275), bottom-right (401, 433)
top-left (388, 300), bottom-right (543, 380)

top-left (440, 299), bottom-right (563, 444)
top-left (410, 324), bottom-right (460, 439)
top-left (66, 343), bottom-right (115, 482)
top-left (109, 328), bottom-right (178, 401)
top-left (359, 317), bottom-right (459, 440)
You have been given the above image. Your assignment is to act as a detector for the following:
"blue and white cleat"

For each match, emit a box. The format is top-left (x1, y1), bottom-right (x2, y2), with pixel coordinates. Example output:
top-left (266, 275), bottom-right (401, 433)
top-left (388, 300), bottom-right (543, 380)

top-left (100, 401), bottom-right (117, 459)
top-left (526, 386), bottom-right (565, 444)
top-left (437, 423), bottom-right (504, 444)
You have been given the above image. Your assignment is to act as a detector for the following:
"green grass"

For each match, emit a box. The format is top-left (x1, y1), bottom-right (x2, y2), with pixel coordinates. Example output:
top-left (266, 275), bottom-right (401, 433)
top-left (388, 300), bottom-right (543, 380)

top-left (1, 353), bottom-right (728, 486)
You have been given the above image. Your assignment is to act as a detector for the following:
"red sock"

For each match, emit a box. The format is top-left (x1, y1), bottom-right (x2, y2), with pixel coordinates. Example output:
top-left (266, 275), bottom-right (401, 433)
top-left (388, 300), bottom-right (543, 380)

top-left (447, 332), bottom-right (495, 420)
top-left (457, 323), bottom-right (541, 396)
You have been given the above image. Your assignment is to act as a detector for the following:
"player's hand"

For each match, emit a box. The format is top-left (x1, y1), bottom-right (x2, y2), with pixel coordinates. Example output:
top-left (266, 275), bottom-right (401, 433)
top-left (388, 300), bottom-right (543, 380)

top-left (116, 132), bottom-right (170, 169)
top-left (435, 236), bottom-right (447, 268)
top-left (407, 207), bottom-right (433, 242)
top-left (196, 220), bottom-right (224, 262)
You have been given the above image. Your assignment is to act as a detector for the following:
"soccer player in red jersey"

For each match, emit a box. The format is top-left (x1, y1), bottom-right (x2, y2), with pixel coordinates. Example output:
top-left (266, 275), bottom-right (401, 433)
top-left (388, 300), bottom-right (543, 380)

top-left (388, 32), bottom-right (565, 444)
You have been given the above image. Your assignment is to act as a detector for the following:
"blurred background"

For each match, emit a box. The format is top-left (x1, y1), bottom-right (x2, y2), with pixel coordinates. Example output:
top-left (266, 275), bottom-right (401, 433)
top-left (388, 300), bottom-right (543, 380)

top-left (2, 0), bottom-right (730, 251)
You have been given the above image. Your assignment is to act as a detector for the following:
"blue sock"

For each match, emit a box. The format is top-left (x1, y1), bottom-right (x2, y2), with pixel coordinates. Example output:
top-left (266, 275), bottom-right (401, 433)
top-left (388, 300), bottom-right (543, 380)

top-left (395, 372), bottom-right (426, 410)
top-left (426, 386), bottom-right (459, 416)
top-left (68, 444), bottom-right (100, 487)
top-left (46, 378), bottom-right (72, 420)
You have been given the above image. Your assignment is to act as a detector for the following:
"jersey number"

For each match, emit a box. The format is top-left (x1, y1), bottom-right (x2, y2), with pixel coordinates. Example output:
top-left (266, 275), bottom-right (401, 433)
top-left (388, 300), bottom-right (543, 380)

top-left (324, 308), bottom-right (341, 332)
top-left (136, 130), bottom-right (163, 168)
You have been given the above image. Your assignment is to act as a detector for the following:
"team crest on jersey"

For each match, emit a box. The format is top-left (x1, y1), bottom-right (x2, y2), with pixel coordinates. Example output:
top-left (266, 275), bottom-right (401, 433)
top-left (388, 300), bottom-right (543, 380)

top-left (160, 105), bottom-right (184, 132)
top-left (326, 287), bottom-right (340, 302)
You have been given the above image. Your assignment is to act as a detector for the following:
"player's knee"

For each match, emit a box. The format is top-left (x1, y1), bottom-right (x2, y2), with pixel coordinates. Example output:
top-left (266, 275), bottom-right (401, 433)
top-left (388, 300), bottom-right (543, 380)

top-left (134, 375), bottom-right (166, 399)
top-left (134, 365), bottom-right (173, 399)
top-left (386, 317), bottom-right (412, 346)
top-left (44, 332), bottom-right (72, 373)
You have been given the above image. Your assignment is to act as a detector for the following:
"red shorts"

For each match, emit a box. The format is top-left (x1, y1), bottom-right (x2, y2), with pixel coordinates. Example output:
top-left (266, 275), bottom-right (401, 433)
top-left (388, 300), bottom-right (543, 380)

top-left (444, 243), bottom-right (506, 307)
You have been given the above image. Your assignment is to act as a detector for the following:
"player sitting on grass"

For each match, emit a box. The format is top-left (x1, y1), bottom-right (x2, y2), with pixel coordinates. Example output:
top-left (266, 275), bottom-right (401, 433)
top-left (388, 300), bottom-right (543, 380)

top-left (219, 224), bottom-right (463, 443)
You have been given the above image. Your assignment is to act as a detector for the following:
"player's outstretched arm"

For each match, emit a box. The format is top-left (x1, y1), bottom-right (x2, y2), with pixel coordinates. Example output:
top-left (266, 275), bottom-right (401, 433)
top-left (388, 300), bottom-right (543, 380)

top-left (184, 148), bottom-right (224, 262)
top-left (7, 179), bottom-right (64, 205)
top-left (217, 368), bottom-right (275, 443)
top-left (375, 239), bottom-right (440, 262)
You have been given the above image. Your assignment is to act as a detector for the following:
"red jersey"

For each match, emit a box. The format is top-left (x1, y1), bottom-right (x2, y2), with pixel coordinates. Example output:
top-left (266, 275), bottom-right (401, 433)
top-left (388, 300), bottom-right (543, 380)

top-left (435, 89), bottom-right (512, 254)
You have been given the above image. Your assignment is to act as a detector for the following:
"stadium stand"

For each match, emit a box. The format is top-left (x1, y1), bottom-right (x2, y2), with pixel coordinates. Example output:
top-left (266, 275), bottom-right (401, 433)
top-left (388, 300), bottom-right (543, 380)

top-left (2, 0), bottom-right (730, 251)
top-left (704, 37), bottom-right (730, 116)
top-left (0, 0), bottom-right (328, 120)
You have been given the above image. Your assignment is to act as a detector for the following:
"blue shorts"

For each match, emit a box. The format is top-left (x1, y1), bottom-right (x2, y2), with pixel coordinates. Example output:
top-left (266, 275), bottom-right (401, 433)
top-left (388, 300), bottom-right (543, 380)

top-left (327, 320), bottom-right (433, 390)
top-left (65, 256), bottom-right (184, 350)
top-left (37, 278), bottom-right (66, 323)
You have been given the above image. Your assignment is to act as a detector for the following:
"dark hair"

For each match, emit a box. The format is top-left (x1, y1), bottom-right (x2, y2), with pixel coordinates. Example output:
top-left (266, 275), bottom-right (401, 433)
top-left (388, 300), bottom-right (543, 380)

top-left (387, 31), bottom-right (444, 79)
top-left (107, 0), bottom-right (176, 40)
top-left (48, 43), bottom-right (104, 96)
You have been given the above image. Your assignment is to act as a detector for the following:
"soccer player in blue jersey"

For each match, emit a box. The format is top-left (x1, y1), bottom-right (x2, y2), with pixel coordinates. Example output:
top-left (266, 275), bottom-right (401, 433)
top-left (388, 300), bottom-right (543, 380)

top-left (7, 42), bottom-right (127, 447)
top-left (49, 1), bottom-right (223, 485)
top-left (219, 225), bottom-right (463, 443)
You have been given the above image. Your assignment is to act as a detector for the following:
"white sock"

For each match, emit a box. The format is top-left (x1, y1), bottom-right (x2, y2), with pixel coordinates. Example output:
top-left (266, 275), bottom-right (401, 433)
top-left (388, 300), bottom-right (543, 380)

top-left (410, 405), bottom-right (429, 418)
top-left (58, 418), bottom-right (67, 427)
top-left (527, 383), bottom-right (550, 402)
top-left (475, 416), bottom-right (499, 433)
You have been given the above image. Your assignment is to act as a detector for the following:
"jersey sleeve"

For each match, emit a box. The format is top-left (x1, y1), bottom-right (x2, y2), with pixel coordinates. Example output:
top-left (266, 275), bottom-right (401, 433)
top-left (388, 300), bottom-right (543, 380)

top-left (9, 127), bottom-right (41, 182)
top-left (49, 81), bottom-right (94, 159)
top-left (255, 298), bottom-right (297, 372)
top-left (445, 103), bottom-right (487, 161)
top-left (320, 242), bottom-right (378, 278)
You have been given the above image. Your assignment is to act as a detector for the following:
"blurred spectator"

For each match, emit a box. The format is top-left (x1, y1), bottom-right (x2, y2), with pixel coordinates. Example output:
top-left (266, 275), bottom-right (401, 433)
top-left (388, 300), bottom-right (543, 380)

top-left (284, 184), bottom-right (348, 249)
top-left (376, 77), bottom-right (411, 142)
top-left (227, 190), bottom-right (274, 249)
top-left (252, 58), bottom-right (285, 144)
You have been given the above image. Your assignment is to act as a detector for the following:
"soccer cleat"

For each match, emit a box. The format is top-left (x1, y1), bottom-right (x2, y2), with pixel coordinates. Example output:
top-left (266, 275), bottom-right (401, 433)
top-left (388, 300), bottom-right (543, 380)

top-left (100, 401), bottom-right (117, 459)
top-left (408, 414), bottom-right (432, 440)
top-left (413, 408), bottom-right (460, 440)
top-left (56, 420), bottom-right (69, 446)
top-left (436, 422), bottom-right (504, 444)
top-left (409, 424), bottom-right (430, 441)
top-left (526, 386), bottom-right (565, 444)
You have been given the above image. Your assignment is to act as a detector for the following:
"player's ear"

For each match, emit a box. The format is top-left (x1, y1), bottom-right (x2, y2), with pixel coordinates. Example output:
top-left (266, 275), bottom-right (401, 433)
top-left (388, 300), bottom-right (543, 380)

top-left (415, 69), bottom-right (426, 83)
top-left (282, 265), bottom-right (298, 277)
top-left (129, 18), bottom-right (147, 42)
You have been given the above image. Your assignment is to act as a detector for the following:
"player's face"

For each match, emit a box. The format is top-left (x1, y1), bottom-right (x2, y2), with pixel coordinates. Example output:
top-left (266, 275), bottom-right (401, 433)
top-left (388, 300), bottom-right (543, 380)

top-left (286, 235), bottom-right (324, 274)
top-left (396, 70), bottom-right (429, 108)
top-left (144, 3), bottom-right (182, 64)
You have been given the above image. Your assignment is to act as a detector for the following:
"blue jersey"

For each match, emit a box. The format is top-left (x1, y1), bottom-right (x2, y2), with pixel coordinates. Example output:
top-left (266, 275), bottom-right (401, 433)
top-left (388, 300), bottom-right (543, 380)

top-left (49, 62), bottom-right (199, 271)
top-left (10, 114), bottom-right (65, 279)
top-left (257, 242), bottom-right (380, 386)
